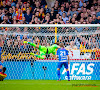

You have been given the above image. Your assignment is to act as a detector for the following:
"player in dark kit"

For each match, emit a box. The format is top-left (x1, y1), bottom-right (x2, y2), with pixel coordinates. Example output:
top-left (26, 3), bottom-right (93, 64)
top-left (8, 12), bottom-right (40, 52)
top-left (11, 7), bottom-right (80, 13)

top-left (0, 47), bottom-right (7, 81)
top-left (0, 46), bottom-right (2, 72)
top-left (56, 43), bottom-right (70, 81)
top-left (0, 67), bottom-right (7, 81)
top-left (0, 61), bottom-right (3, 72)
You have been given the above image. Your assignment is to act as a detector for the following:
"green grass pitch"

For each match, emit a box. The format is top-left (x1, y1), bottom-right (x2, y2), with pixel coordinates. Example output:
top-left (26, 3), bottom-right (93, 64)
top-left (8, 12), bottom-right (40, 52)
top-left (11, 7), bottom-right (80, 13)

top-left (0, 80), bottom-right (100, 90)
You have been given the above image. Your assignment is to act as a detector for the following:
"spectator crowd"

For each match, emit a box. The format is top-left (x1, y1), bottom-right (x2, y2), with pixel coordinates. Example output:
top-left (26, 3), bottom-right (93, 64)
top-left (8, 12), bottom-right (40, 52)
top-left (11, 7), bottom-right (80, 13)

top-left (0, 0), bottom-right (100, 25)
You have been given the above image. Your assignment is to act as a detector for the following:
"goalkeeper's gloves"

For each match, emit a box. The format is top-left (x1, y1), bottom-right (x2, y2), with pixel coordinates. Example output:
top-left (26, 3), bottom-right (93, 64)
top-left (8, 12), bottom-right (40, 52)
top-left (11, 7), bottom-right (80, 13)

top-left (23, 41), bottom-right (28, 44)
top-left (23, 41), bottom-right (31, 44)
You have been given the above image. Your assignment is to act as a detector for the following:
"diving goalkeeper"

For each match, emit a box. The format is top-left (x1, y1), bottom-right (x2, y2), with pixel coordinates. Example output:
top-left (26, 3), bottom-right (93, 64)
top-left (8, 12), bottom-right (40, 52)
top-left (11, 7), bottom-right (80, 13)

top-left (23, 41), bottom-right (61, 59)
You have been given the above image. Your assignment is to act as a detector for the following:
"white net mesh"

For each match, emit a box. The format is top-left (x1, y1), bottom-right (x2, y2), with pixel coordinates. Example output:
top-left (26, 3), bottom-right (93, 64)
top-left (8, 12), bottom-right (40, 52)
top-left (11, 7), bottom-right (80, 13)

top-left (0, 24), bottom-right (100, 80)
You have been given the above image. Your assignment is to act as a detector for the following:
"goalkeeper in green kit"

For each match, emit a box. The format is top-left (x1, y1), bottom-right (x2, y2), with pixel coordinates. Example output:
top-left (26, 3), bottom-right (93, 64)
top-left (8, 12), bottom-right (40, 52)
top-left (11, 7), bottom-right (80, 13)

top-left (23, 41), bottom-right (61, 59)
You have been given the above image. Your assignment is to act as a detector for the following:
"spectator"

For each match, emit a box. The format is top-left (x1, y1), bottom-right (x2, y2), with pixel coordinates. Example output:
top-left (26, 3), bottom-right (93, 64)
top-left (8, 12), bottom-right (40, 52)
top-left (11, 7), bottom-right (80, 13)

top-left (65, 41), bottom-right (77, 50)
top-left (3, 39), bottom-right (13, 54)
top-left (1, 15), bottom-right (11, 24)
top-left (64, 35), bottom-right (75, 46)
top-left (91, 14), bottom-right (97, 24)
top-left (11, 40), bottom-right (19, 55)
top-left (79, 0), bottom-right (84, 7)
top-left (21, 17), bottom-right (28, 24)
top-left (15, 3), bottom-right (20, 13)
top-left (71, 17), bottom-right (75, 24)
top-left (65, 2), bottom-right (70, 12)
top-left (90, 6), bottom-right (96, 15)
top-left (24, 8), bottom-right (32, 23)
top-left (17, 35), bottom-right (22, 44)
top-left (12, 16), bottom-right (17, 24)
top-left (35, 1), bottom-right (41, 8)
top-left (96, 8), bottom-right (100, 17)
top-left (95, 49), bottom-right (100, 59)
top-left (15, 8), bottom-right (24, 21)
top-left (43, 14), bottom-right (50, 24)
top-left (50, 11), bottom-right (55, 21)
top-left (17, 0), bottom-right (23, 6)
top-left (62, 12), bottom-right (69, 24)
top-left (39, 8), bottom-right (45, 21)
top-left (21, 2), bottom-right (27, 14)
top-left (54, 1), bottom-right (59, 15)
top-left (89, 37), bottom-right (99, 49)
top-left (30, 16), bottom-right (40, 24)
top-left (69, 7), bottom-right (78, 18)
top-left (80, 37), bottom-right (89, 49)
top-left (57, 36), bottom-right (63, 43)
top-left (8, 7), bottom-right (15, 19)
top-left (58, 6), bottom-right (67, 16)
top-left (74, 36), bottom-right (81, 49)
top-left (89, 37), bottom-right (99, 59)
top-left (88, 16), bottom-right (93, 24)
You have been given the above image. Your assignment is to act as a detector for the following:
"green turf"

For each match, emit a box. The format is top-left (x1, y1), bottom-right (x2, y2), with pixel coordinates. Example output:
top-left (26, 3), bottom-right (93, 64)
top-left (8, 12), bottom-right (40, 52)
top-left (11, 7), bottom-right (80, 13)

top-left (0, 80), bottom-right (100, 90)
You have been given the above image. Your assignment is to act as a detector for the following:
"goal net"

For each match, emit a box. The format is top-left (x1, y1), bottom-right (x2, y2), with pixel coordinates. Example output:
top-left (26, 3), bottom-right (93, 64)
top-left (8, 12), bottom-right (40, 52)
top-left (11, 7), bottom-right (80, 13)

top-left (0, 24), bottom-right (100, 80)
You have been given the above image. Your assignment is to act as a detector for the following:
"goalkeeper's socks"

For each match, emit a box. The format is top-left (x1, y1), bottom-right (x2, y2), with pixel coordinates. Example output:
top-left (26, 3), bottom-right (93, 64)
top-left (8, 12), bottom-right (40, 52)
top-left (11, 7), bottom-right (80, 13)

top-left (57, 70), bottom-right (60, 79)
top-left (0, 69), bottom-right (2, 72)
top-left (30, 53), bottom-right (45, 59)
top-left (35, 55), bottom-right (45, 59)
top-left (28, 42), bottom-right (36, 47)
top-left (67, 71), bottom-right (70, 80)
top-left (30, 53), bottom-right (35, 56)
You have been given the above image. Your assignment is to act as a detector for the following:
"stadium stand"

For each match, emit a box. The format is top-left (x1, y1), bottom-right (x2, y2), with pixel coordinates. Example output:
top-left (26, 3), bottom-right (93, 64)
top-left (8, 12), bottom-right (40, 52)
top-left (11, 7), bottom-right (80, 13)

top-left (0, 0), bottom-right (100, 24)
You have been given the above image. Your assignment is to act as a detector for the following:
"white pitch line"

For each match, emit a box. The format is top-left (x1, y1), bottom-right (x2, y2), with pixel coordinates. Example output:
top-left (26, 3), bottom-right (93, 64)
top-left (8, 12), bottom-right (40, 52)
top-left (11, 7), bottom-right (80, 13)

top-left (0, 83), bottom-right (100, 86)
top-left (0, 83), bottom-right (73, 85)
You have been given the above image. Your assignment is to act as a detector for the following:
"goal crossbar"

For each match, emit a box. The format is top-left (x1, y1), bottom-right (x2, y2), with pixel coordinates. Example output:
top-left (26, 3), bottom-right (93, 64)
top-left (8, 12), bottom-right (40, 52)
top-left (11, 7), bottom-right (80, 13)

top-left (0, 24), bottom-right (100, 27)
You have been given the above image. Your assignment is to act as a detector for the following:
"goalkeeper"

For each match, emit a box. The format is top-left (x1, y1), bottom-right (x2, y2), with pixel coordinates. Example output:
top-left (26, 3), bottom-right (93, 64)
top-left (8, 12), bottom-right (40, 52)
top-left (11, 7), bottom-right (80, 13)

top-left (23, 41), bottom-right (61, 59)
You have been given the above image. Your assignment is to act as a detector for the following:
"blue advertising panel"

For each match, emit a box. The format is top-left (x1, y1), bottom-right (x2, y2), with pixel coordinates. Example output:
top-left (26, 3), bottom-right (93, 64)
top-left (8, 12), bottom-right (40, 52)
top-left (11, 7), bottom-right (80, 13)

top-left (33, 61), bottom-right (100, 80)
top-left (2, 61), bottom-right (100, 80)
top-left (2, 61), bottom-right (33, 80)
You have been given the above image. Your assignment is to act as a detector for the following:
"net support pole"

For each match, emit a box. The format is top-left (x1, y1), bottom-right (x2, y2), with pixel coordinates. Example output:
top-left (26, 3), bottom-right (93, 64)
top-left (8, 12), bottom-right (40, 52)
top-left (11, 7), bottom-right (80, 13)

top-left (55, 24), bottom-right (57, 43)
top-left (55, 25), bottom-right (57, 57)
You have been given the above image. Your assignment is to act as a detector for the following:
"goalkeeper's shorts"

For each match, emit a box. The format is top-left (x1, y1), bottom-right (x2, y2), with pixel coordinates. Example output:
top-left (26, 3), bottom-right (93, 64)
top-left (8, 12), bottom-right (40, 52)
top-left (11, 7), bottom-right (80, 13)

top-left (38, 46), bottom-right (47, 54)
